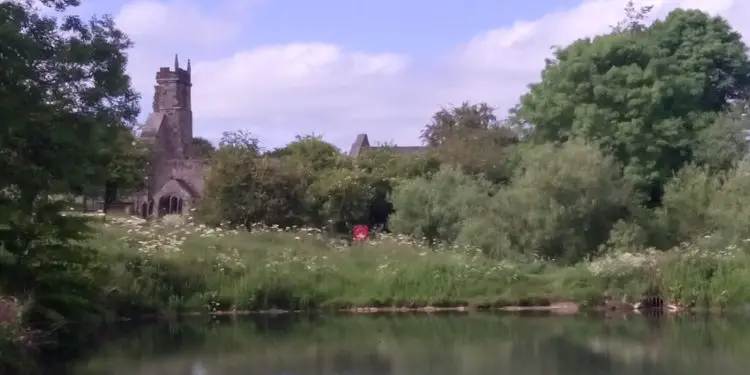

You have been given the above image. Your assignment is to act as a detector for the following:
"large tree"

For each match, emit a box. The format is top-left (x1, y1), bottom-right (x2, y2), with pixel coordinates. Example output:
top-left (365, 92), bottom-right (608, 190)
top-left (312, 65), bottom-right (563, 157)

top-left (191, 136), bottom-right (216, 159)
top-left (422, 102), bottom-right (518, 183)
top-left (421, 102), bottom-right (499, 147)
top-left (515, 9), bottom-right (750, 204)
top-left (0, 0), bottom-right (140, 349)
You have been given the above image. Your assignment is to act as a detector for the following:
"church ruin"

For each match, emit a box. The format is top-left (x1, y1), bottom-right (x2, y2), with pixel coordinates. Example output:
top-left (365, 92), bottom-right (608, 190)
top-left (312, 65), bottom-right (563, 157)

top-left (131, 56), bottom-right (207, 218)
top-left (127, 58), bottom-right (428, 217)
top-left (347, 133), bottom-right (427, 158)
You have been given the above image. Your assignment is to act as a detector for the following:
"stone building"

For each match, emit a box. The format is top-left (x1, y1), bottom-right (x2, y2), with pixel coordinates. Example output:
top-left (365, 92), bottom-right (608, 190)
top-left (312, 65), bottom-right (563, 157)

top-left (127, 58), bottom-right (427, 218)
top-left (131, 56), bottom-right (207, 217)
top-left (347, 133), bottom-right (427, 158)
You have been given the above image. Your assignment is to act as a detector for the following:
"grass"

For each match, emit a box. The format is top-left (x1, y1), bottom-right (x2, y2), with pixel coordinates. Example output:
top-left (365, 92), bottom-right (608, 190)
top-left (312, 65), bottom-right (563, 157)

top-left (83, 214), bottom-right (750, 315)
top-left (6, 212), bottom-right (750, 374)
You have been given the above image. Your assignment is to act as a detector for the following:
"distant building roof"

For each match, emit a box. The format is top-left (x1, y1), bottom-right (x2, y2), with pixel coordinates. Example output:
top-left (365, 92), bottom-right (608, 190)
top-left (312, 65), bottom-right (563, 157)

top-left (348, 133), bottom-right (427, 158)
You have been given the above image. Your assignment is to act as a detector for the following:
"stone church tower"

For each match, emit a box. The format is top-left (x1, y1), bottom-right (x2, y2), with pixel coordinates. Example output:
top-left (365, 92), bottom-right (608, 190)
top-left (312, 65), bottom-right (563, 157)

top-left (150, 54), bottom-right (193, 159)
top-left (131, 56), bottom-right (207, 218)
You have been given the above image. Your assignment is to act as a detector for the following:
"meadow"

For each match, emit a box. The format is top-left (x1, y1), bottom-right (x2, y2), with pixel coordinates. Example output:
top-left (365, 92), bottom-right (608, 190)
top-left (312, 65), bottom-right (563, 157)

top-left (83, 213), bottom-right (750, 316)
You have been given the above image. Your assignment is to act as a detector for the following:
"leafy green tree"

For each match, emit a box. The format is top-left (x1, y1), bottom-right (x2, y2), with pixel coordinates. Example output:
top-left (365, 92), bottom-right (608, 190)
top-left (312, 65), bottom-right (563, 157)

top-left (516, 9), bottom-right (750, 205)
top-left (274, 135), bottom-right (343, 173)
top-left (420, 102), bottom-right (499, 146)
top-left (191, 136), bottom-right (216, 159)
top-left (691, 103), bottom-right (749, 173)
top-left (101, 129), bottom-right (149, 211)
top-left (436, 127), bottom-right (518, 184)
top-left (420, 102), bottom-right (518, 183)
top-left (704, 161), bottom-right (750, 242)
top-left (199, 132), bottom-right (259, 227)
top-left (200, 132), bottom-right (314, 228)
top-left (610, 0), bottom-right (654, 32)
top-left (353, 147), bottom-right (442, 230)
top-left (458, 140), bottom-right (635, 262)
top-left (390, 166), bottom-right (492, 245)
top-left (312, 166), bottom-right (374, 233)
top-left (651, 165), bottom-right (721, 248)
top-left (0, 0), bottom-right (139, 350)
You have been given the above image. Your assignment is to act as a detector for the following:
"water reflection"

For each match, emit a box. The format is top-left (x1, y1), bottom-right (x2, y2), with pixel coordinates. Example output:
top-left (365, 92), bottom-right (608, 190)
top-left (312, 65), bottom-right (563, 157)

top-left (71, 313), bottom-right (750, 375)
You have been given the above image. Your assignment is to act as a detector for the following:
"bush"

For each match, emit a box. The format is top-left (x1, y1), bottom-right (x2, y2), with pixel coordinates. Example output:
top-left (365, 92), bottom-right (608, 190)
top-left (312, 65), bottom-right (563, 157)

top-left (389, 166), bottom-right (493, 245)
top-left (456, 140), bottom-right (635, 263)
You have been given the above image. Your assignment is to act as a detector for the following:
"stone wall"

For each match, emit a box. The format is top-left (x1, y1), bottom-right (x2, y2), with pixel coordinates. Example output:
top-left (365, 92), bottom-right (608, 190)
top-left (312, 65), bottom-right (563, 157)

top-left (150, 158), bottom-right (208, 198)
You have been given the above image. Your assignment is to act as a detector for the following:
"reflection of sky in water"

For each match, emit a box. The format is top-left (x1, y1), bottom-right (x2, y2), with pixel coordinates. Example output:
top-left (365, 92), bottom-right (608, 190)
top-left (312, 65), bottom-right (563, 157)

top-left (191, 362), bottom-right (206, 375)
top-left (72, 315), bottom-right (750, 375)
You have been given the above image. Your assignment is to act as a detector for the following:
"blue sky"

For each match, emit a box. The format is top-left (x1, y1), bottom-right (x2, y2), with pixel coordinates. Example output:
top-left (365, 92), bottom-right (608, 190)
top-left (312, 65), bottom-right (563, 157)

top-left (244, 0), bottom-right (581, 56)
top-left (73, 0), bottom-right (749, 151)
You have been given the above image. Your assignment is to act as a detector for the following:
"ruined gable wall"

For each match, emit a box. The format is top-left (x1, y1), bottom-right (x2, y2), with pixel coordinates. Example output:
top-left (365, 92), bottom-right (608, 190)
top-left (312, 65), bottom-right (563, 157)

top-left (150, 159), bottom-right (207, 198)
top-left (169, 159), bottom-right (207, 196)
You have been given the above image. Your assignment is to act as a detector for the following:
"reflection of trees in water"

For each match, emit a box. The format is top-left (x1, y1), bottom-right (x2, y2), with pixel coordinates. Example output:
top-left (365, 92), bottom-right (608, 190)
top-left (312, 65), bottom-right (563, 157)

top-left (75, 316), bottom-right (750, 375)
top-left (330, 349), bottom-right (392, 375)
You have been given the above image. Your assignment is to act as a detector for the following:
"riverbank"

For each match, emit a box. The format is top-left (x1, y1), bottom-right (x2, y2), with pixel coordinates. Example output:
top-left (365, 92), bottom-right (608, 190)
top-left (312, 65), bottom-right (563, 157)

top-left (89, 215), bottom-right (750, 315)
top-left (5, 213), bottom-right (750, 374)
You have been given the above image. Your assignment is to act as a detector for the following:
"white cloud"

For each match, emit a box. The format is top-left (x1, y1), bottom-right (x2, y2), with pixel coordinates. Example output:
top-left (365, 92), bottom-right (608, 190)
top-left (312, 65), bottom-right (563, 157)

top-left (193, 44), bottom-right (410, 118)
top-left (453, 0), bottom-right (750, 113)
top-left (111, 0), bottom-right (750, 149)
top-left (115, 0), bottom-right (243, 45)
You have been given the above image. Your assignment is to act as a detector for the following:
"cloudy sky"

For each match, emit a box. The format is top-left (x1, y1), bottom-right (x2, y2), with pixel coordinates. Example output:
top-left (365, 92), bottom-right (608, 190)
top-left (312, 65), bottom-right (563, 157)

top-left (67, 0), bottom-right (749, 150)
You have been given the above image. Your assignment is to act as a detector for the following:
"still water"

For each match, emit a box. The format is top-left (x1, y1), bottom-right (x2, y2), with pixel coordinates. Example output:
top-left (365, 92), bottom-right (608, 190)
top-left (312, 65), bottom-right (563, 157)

top-left (71, 313), bottom-right (750, 375)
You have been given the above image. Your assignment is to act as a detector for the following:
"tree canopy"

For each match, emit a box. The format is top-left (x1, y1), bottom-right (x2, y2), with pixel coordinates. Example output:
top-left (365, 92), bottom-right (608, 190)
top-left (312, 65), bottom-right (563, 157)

top-left (516, 8), bottom-right (750, 204)
top-left (0, 0), bottom-right (141, 352)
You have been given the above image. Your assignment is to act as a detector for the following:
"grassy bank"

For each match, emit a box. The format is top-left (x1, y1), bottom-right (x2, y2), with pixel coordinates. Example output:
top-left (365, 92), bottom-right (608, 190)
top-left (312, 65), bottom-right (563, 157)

top-left (5, 213), bottom-right (750, 373)
top-left (84, 214), bottom-right (750, 315)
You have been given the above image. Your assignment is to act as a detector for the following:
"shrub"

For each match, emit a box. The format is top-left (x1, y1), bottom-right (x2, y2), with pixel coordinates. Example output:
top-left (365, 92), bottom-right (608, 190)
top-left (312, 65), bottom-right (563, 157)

top-left (458, 140), bottom-right (635, 263)
top-left (390, 166), bottom-right (493, 245)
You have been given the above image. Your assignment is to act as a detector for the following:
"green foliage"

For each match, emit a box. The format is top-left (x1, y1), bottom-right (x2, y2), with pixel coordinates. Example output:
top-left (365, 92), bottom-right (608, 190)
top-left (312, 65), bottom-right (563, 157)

top-left (704, 162), bottom-right (750, 242)
top-left (8, 4), bottom-right (750, 372)
top-left (691, 105), bottom-right (749, 172)
top-left (517, 8), bottom-right (750, 203)
top-left (77, 216), bottom-right (750, 316)
top-left (276, 135), bottom-right (343, 172)
top-left (458, 140), bottom-right (634, 263)
top-left (610, 0), bottom-right (653, 32)
top-left (390, 166), bottom-right (492, 245)
top-left (201, 134), bottom-right (441, 232)
top-left (435, 127), bottom-right (518, 184)
top-left (651, 165), bottom-right (721, 247)
top-left (0, 0), bottom-right (141, 368)
top-left (191, 137), bottom-right (216, 159)
top-left (420, 102), bottom-right (499, 146)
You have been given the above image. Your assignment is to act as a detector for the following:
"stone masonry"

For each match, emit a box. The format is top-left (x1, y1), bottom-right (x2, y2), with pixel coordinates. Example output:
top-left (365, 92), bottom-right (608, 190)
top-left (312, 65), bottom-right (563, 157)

top-left (129, 58), bottom-right (426, 217)
top-left (131, 55), bottom-right (207, 217)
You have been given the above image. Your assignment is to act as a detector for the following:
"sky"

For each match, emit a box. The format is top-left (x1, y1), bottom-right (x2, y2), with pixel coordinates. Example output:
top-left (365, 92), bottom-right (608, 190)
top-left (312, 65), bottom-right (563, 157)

top-left (64, 0), bottom-right (750, 150)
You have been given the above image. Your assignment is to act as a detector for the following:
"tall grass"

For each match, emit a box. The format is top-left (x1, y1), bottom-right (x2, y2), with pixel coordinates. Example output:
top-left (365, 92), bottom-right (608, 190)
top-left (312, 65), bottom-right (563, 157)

top-left (85, 214), bottom-right (750, 315)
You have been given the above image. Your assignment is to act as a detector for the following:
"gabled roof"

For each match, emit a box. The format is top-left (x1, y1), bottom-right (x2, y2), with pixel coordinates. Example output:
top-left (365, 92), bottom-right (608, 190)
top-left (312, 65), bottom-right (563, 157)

top-left (391, 146), bottom-right (427, 154)
top-left (141, 112), bottom-right (166, 136)
top-left (348, 133), bottom-right (370, 157)
top-left (348, 133), bottom-right (427, 158)
top-left (156, 178), bottom-right (200, 199)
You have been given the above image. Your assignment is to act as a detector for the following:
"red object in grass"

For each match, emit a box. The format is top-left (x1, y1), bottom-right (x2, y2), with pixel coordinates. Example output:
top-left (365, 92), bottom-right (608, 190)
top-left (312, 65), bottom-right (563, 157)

top-left (353, 225), bottom-right (369, 241)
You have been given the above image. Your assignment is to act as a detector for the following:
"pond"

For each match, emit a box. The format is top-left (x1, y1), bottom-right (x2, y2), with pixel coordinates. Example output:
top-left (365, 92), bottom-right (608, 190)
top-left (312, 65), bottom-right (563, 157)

top-left (69, 313), bottom-right (750, 375)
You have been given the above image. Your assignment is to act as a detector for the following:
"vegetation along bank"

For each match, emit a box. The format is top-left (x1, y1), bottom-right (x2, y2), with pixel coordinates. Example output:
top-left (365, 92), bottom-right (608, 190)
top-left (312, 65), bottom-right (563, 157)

top-left (5, 0), bottom-right (750, 374)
